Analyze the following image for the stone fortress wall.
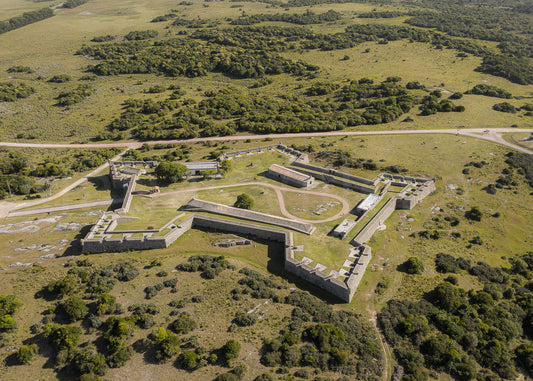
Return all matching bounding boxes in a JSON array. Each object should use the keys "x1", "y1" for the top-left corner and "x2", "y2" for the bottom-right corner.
[
  {"x1": 82, "y1": 144, "x2": 435, "y2": 302},
  {"x1": 290, "y1": 162, "x2": 376, "y2": 194},
  {"x1": 181, "y1": 198, "x2": 316, "y2": 234}
]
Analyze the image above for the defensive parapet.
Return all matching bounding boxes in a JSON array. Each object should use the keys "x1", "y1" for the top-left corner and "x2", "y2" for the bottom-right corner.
[
  {"x1": 181, "y1": 198, "x2": 316, "y2": 234},
  {"x1": 217, "y1": 144, "x2": 309, "y2": 164},
  {"x1": 290, "y1": 165, "x2": 375, "y2": 194},
  {"x1": 396, "y1": 179, "x2": 436, "y2": 210}
]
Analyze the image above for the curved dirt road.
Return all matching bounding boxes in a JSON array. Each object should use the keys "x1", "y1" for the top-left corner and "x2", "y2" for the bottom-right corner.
[
  {"x1": 0, "y1": 149, "x2": 127, "y2": 218},
  {"x1": 152, "y1": 182, "x2": 351, "y2": 224}
]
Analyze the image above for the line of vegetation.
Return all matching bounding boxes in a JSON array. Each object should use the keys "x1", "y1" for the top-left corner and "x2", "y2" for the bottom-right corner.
[
  {"x1": 62, "y1": 0, "x2": 89, "y2": 9},
  {"x1": 0, "y1": 7, "x2": 54, "y2": 35},
  {"x1": 7, "y1": 66, "x2": 34, "y2": 74},
  {"x1": 230, "y1": 9, "x2": 342, "y2": 25},
  {"x1": 465, "y1": 84, "x2": 513, "y2": 99}
]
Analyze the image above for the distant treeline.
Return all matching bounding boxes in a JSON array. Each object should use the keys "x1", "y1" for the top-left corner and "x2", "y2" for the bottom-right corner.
[
  {"x1": 0, "y1": 7, "x2": 54, "y2": 35},
  {"x1": 230, "y1": 9, "x2": 342, "y2": 25}
]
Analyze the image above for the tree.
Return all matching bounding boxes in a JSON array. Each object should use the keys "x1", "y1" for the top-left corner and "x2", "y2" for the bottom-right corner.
[
  {"x1": 219, "y1": 159, "x2": 232, "y2": 174},
  {"x1": 200, "y1": 169, "x2": 215, "y2": 180},
  {"x1": 59, "y1": 296, "x2": 89, "y2": 322},
  {"x1": 222, "y1": 339, "x2": 241, "y2": 366},
  {"x1": 155, "y1": 161, "x2": 187, "y2": 183},
  {"x1": 178, "y1": 350, "x2": 198, "y2": 370},
  {"x1": 404, "y1": 257, "x2": 424, "y2": 275},
  {"x1": 234, "y1": 193, "x2": 253, "y2": 209},
  {"x1": 71, "y1": 344, "x2": 108, "y2": 376}
]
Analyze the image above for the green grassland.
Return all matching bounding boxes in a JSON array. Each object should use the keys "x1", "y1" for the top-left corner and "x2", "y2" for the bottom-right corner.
[{"x1": 0, "y1": 0, "x2": 531, "y2": 142}]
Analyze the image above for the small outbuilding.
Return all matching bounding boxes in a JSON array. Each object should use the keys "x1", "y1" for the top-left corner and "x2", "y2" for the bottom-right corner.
[
  {"x1": 354, "y1": 194, "x2": 380, "y2": 215},
  {"x1": 183, "y1": 161, "x2": 219, "y2": 176},
  {"x1": 332, "y1": 219, "x2": 357, "y2": 240}
]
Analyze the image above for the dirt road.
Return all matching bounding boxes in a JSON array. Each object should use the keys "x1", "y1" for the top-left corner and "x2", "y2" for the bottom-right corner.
[
  {"x1": 0, "y1": 128, "x2": 531, "y2": 153},
  {"x1": 0, "y1": 149, "x2": 127, "y2": 218}
]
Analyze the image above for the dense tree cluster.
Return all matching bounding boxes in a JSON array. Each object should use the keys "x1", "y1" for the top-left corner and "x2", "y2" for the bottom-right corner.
[
  {"x1": 103, "y1": 78, "x2": 419, "y2": 140},
  {"x1": 0, "y1": 7, "x2": 54, "y2": 35},
  {"x1": 230, "y1": 9, "x2": 342, "y2": 25},
  {"x1": 259, "y1": 290, "x2": 383, "y2": 379},
  {"x1": 0, "y1": 82, "x2": 34, "y2": 102},
  {"x1": 465, "y1": 84, "x2": 513, "y2": 99},
  {"x1": 78, "y1": 36, "x2": 318, "y2": 79},
  {"x1": 379, "y1": 251, "x2": 533, "y2": 380}
]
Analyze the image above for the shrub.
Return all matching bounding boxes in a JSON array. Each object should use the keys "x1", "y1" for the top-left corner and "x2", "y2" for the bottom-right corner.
[
  {"x1": 169, "y1": 313, "x2": 197, "y2": 334},
  {"x1": 178, "y1": 350, "x2": 198, "y2": 370},
  {"x1": 233, "y1": 312, "x2": 257, "y2": 327},
  {"x1": 58, "y1": 296, "x2": 89, "y2": 322},
  {"x1": 43, "y1": 323, "x2": 82, "y2": 351},
  {"x1": 156, "y1": 270, "x2": 168, "y2": 277},
  {"x1": 234, "y1": 193, "x2": 254, "y2": 209},
  {"x1": 435, "y1": 253, "x2": 459, "y2": 273},
  {"x1": 16, "y1": 344, "x2": 38, "y2": 364},
  {"x1": 465, "y1": 206, "x2": 482, "y2": 221},
  {"x1": 44, "y1": 276, "x2": 77, "y2": 299},
  {"x1": 404, "y1": 257, "x2": 424, "y2": 275},
  {"x1": 222, "y1": 339, "x2": 241, "y2": 366},
  {"x1": 149, "y1": 327, "x2": 180, "y2": 363},
  {"x1": 96, "y1": 293, "x2": 118, "y2": 315}
]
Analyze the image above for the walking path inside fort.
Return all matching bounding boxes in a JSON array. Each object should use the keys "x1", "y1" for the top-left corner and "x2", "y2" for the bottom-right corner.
[{"x1": 152, "y1": 182, "x2": 351, "y2": 223}]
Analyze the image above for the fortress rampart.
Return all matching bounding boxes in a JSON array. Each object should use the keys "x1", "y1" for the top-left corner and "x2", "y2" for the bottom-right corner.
[
  {"x1": 80, "y1": 147, "x2": 436, "y2": 302},
  {"x1": 181, "y1": 198, "x2": 316, "y2": 235}
]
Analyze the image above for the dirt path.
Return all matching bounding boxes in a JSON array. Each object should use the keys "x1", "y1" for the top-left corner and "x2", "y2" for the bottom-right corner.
[
  {"x1": 152, "y1": 182, "x2": 351, "y2": 223},
  {"x1": 368, "y1": 309, "x2": 393, "y2": 381},
  {"x1": 0, "y1": 149, "x2": 128, "y2": 218},
  {"x1": 0, "y1": 128, "x2": 531, "y2": 152}
]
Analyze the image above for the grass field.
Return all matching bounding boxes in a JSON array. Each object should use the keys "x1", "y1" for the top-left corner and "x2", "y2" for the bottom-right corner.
[{"x1": 0, "y1": 0, "x2": 531, "y2": 142}]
